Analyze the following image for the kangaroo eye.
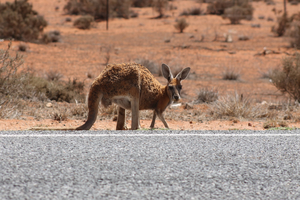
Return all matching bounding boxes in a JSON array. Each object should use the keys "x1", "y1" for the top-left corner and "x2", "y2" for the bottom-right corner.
[
  {"x1": 177, "y1": 85, "x2": 182, "y2": 90},
  {"x1": 168, "y1": 86, "x2": 174, "y2": 90}
]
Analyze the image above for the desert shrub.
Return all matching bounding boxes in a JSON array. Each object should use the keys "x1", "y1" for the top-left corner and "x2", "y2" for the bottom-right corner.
[
  {"x1": 174, "y1": 18, "x2": 189, "y2": 33},
  {"x1": 272, "y1": 13, "x2": 290, "y2": 37},
  {"x1": 45, "y1": 70, "x2": 63, "y2": 81},
  {"x1": 42, "y1": 30, "x2": 61, "y2": 43},
  {"x1": 180, "y1": 7, "x2": 204, "y2": 16},
  {"x1": 132, "y1": 0, "x2": 153, "y2": 7},
  {"x1": 0, "y1": 0, "x2": 47, "y2": 41},
  {"x1": 290, "y1": 23, "x2": 300, "y2": 48},
  {"x1": 195, "y1": 88, "x2": 218, "y2": 104},
  {"x1": 64, "y1": 0, "x2": 132, "y2": 20},
  {"x1": 223, "y1": 5, "x2": 253, "y2": 24},
  {"x1": 206, "y1": 0, "x2": 253, "y2": 22},
  {"x1": 73, "y1": 15, "x2": 94, "y2": 29},
  {"x1": 211, "y1": 93, "x2": 265, "y2": 119},
  {"x1": 222, "y1": 67, "x2": 240, "y2": 80},
  {"x1": 270, "y1": 54, "x2": 300, "y2": 101},
  {"x1": 152, "y1": 0, "x2": 169, "y2": 18},
  {"x1": 18, "y1": 43, "x2": 28, "y2": 52},
  {"x1": 288, "y1": 12, "x2": 300, "y2": 48},
  {"x1": 135, "y1": 58, "x2": 159, "y2": 75}
]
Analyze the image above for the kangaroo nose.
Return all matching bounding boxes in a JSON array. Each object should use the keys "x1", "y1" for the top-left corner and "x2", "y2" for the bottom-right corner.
[{"x1": 174, "y1": 96, "x2": 179, "y2": 101}]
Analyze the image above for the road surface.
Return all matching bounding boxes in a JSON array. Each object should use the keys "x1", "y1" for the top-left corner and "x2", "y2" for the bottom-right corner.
[{"x1": 1, "y1": 130, "x2": 300, "y2": 199}]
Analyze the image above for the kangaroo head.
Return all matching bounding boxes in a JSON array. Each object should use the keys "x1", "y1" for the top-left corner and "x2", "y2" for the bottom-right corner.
[{"x1": 161, "y1": 63, "x2": 190, "y2": 103}]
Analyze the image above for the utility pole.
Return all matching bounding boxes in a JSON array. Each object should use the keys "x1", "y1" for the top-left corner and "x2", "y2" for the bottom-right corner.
[
  {"x1": 284, "y1": 0, "x2": 286, "y2": 16},
  {"x1": 106, "y1": 0, "x2": 109, "y2": 30}
]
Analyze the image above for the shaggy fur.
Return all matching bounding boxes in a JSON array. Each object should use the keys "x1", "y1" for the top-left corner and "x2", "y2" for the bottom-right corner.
[{"x1": 31, "y1": 63, "x2": 190, "y2": 130}]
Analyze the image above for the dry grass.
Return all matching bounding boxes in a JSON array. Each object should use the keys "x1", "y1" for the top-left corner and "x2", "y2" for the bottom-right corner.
[
  {"x1": 195, "y1": 88, "x2": 219, "y2": 104},
  {"x1": 270, "y1": 54, "x2": 300, "y2": 101},
  {"x1": 174, "y1": 18, "x2": 189, "y2": 33},
  {"x1": 73, "y1": 15, "x2": 94, "y2": 29},
  {"x1": 222, "y1": 67, "x2": 240, "y2": 80},
  {"x1": 135, "y1": 58, "x2": 159, "y2": 75},
  {"x1": 210, "y1": 93, "x2": 268, "y2": 120}
]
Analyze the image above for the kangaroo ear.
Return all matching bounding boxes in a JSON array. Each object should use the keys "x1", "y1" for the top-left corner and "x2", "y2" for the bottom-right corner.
[
  {"x1": 175, "y1": 67, "x2": 191, "y2": 81},
  {"x1": 161, "y1": 63, "x2": 173, "y2": 81}
]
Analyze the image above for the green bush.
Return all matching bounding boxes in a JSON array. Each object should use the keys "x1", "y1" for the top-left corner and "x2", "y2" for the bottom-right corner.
[
  {"x1": 0, "y1": 0, "x2": 47, "y2": 41},
  {"x1": 270, "y1": 54, "x2": 300, "y2": 101},
  {"x1": 73, "y1": 15, "x2": 94, "y2": 29},
  {"x1": 64, "y1": 0, "x2": 132, "y2": 20}
]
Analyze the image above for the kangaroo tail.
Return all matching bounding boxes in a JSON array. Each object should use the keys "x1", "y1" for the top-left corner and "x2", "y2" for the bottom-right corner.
[
  {"x1": 76, "y1": 83, "x2": 102, "y2": 130},
  {"x1": 30, "y1": 82, "x2": 102, "y2": 131}
]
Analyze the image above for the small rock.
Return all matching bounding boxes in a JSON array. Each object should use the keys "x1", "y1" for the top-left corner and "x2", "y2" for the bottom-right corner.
[
  {"x1": 184, "y1": 103, "x2": 194, "y2": 109},
  {"x1": 248, "y1": 122, "x2": 252, "y2": 127},
  {"x1": 46, "y1": 103, "x2": 53, "y2": 108},
  {"x1": 251, "y1": 24, "x2": 261, "y2": 28}
]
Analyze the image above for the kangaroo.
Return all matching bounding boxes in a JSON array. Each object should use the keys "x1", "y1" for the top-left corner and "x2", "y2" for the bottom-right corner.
[{"x1": 31, "y1": 63, "x2": 190, "y2": 130}]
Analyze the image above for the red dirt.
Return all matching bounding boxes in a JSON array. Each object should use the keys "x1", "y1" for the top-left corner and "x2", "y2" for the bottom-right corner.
[{"x1": 1, "y1": 0, "x2": 300, "y2": 131}]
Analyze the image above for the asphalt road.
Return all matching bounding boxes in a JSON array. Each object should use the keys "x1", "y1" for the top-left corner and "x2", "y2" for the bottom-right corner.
[{"x1": 1, "y1": 130, "x2": 300, "y2": 199}]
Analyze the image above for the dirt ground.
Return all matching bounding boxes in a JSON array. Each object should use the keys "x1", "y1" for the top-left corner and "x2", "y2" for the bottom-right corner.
[{"x1": 1, "y1": 0, "x2": 300, "y2": 131}]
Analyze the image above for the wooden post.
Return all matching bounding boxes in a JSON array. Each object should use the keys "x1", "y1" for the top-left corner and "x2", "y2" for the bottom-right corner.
[{"x1": 106, "y1": 0, "x2": 109, "y2": 30}]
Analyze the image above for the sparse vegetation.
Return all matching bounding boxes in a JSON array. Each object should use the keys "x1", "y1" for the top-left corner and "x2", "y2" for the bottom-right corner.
[
  {"x1": 73, "y1": 15, "x2": 94, "y2": 29},
  {"x1": 195, "y1": 88, "x2": 219, "y2": 104},
  {"x1": 223, "y1": 5, "x2": 253, "y2": 24},
  {"x1": 222, "y1": 67, "x2": 240, "y2": 80},
  {"x1": 42, "y1": 30, "x2": 61, "y2": 43},
  {"x1": 174, "y1": 18, "x2": 189, "y2": 33},
  {"x1": 64, "y1": 0, "x2": 132, "y2": 20},
  {"x1": 152, "y1": 0, "x2": 169, "y2": 18},
  {"x1": 18, "y1": 43, "x2": 28, "y2": 52},
  {"x1": 135, "y1": 58, "x2": 159, "y2": 75},
  {"x1": 270, "y1": 54, "x2": 300, "y2": 102},
  {"x1": 0, "y1": 0, "x2": 48, "y2": 41},
  {"x1": 180, "y1": 7, "x2": 204, "y2": 16},
  {"x1": 0, "y1": 43, "x2": 85, "y2": 105},
  {"x1": 45, "y1": 70, "x2": 63, "y2": 81},
  {"x1": 206, "y1": 0, "x2": 253, "y2": 24},
  {"x1": 211, "y1": 93, "x2": 267, "y2": 119}
]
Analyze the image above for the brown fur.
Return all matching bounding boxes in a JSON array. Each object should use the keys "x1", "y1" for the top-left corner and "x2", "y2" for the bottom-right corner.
[{"x1": 31, "y1": 63, "x2": 190, "y2": 130}]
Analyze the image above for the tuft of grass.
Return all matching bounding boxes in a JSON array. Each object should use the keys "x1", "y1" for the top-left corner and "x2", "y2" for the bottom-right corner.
[
  {"x1": 152, "y1": 0, "x2": 169, "y2": 18},
  {"x1": 45, "y1": 70, "x2": 63, "y2": 81},
  {"x1": 263, "y1": 120, "x2": 289, "y2": 129},
  {"x1": 135, "y1": 58, "x2": 159, "y2": 75},
  {"x1": 73, "y1": 15, "x2": 94, "y2": 29},
  {"x1": 195, "y1": 88, "x2": 218, "y2": 104},
  {"x1": 260, "y1": 69, "x2": 274, "y2": 79},
  {"x1": 211, "y1": 93, "x2": 267, "y2": 119},
  {"x1": 174, "y1": 18, "x2": 189, "y2": 33},
  {"x1": 180, "y1": 7, "x2": 204, "y2": 16},
  {"x1": 53, "y1": 112, "x2": 68, "y2": 122},
  {"x1": 222, "y1": 67, "x2": 240, "y2": 80},
  {"x1": 18, "y1": 43, "x2": 28, "y2": 52},
  {"x1": 42, "y1": 30, "x2": 61, "y2": 44}
]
